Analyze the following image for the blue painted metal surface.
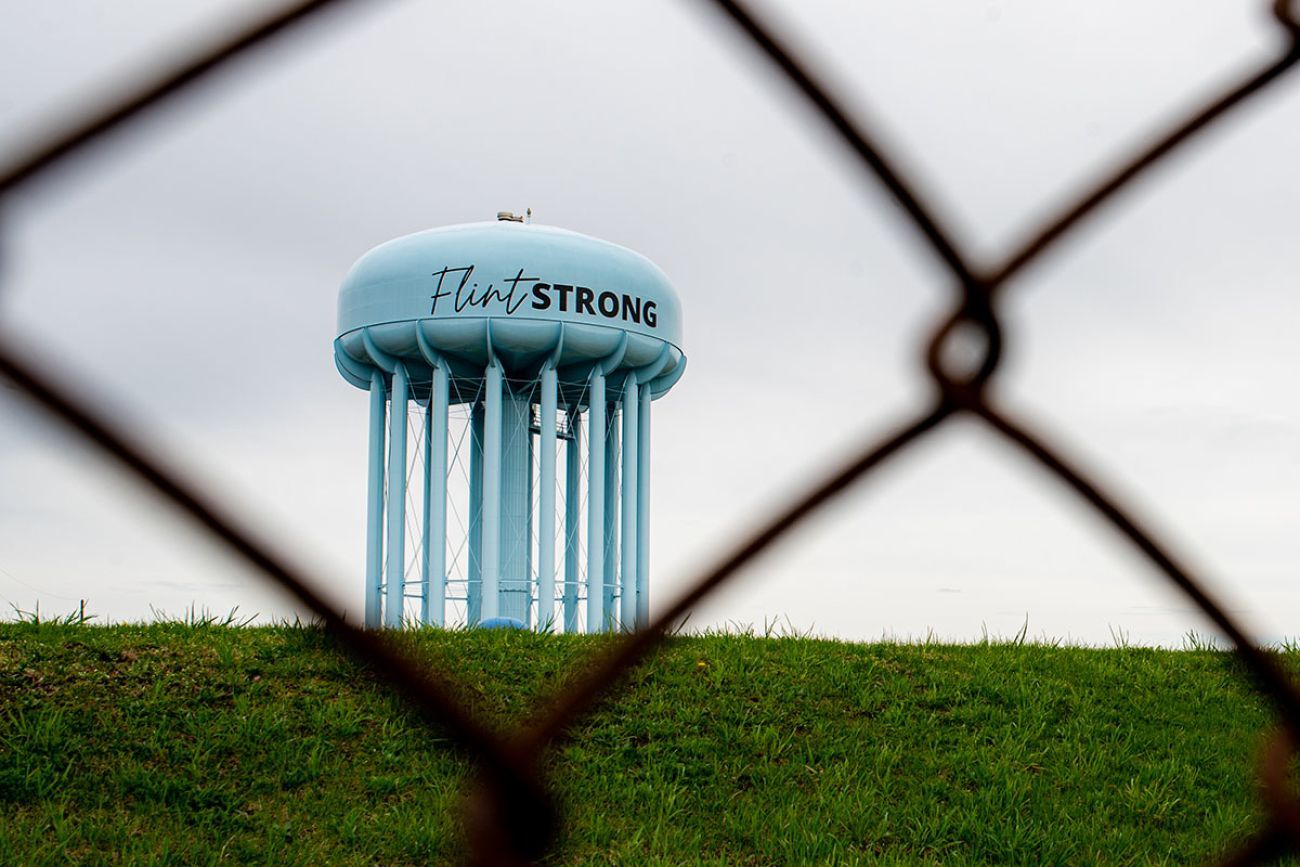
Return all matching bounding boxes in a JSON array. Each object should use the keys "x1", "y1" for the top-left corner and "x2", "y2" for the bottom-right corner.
[
  {"x1": 479, "y1": 616, "x2": 526, "y2": 631},
  {"x1": 335, "y1": 219, "x2": 685, "y2": 631},
  {"x1": 620, "y1": 381, "x2": 639, "y2": 631},
  {"x1": 635, "y1": 385, "x2": 652, "y2": 629},
  {"x1": 481, "y1": 361, "x2": 503, "y2": 622},
  {"x1": 586, "y1": 370, "x2": 606, "y2": 633},
  {"x1": 468, "y1": 403, "x2": 484, "y2": 624},
  {"x1": 364, "y1": 370, "x2": 386, "y2": 630},
  {"x1": 603, "y1": 406, "x2": 619, "y2": 625},
  {"x1": 425, "y1": 361, "x2": 449, "y2": 626},
  {"x1": 563, "y1": 407, "x2": 581, "y2": 633},
  {"x1": 537, "y1": 363, "x2": 558, "y2": 630},
  {"x1": 499, "y1": 390, "x2": 532, "y2": 625},
  {"x1": 384, "y1": 363, "x2": 409, "y2": 628}
]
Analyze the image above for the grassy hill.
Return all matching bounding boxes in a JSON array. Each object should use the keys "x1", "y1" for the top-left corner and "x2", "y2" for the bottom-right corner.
[{"x1": 1, "y1": 621, "x2": 1296, "y2": 864}]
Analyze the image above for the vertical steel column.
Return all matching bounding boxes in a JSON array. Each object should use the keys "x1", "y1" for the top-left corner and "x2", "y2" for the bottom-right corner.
[
  {"x1": 421, "y1": 395, "x2": 432, "y2": 625},
  {"x1": 525, "y1": 428, "x2": 534, "y2": 629},
  {"x1": 384, "y1": 363, "x2": 409, "y2": 628},
  {"x1": 586, "y1": 371, "x2": 606, "y2": 633},
  {"x1": 563, "y1": 406, "x2": 582, "y2": 633},
  {"x1": 603, "y1": 407, "x2": 620, "y2": 627},
  {"x1": 620, "y1": 381, "x2": 639, "y2": 630},
  {"x1": 364, "y1": 369, "x2": 387, "y2": 630},
  {"x1": 499, "y1": 393, "x2": 531, "y2": 623},
  {"x1": 636, "y1": 388, "x2": 652, "y2": 629},
  {"x1": 481, "y1": 362, "x2": 503, "y2": 621},
  {"x1": 424, "y1": 363, "x2": 449, "y2": 626},
  {"x1": 537, "y1": 365, "x2": 558, "y2": 630},
  {"x1": 467, "y1": 401, "x2": 484, "y2": 624}
]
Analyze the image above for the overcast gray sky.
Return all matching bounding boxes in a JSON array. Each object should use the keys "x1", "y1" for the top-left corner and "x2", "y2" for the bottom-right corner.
[{"x1": 1, "y1": 0, "x2": 1297, "y2": 645}]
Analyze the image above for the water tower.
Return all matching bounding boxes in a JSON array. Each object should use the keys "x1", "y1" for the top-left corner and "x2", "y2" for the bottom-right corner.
[{"x1": 334, "y1": 216, "x2": 685, "y2": 631}]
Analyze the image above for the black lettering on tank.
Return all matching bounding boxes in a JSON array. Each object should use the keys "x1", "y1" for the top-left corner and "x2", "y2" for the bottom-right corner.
[
  {"x1": 531, "y1": 283, "x2": 552, "y2": 310},
  {"x1": 430, "y1": 265, "x2": 473, "y2": 314},
  {"x1": 555, "y1": 284, "x2": 574, "y2": 312},
  {"x1": 503, "y1": 269, "x2": 540, "y2": 313},
  {"x1": 460, "y1": 280, "x2": 529, "y2": 315},
  {"x1": 598, "y1": 291, "x2": 620, "y2": 317},
  {"x1": 437, "y1": 267, "x2": 661, "y2": 331}
]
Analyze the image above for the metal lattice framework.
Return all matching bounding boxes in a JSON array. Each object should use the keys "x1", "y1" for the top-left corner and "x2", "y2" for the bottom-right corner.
[{"x1": 2, "y1": 1, "x2": 1300, "y2": 862}]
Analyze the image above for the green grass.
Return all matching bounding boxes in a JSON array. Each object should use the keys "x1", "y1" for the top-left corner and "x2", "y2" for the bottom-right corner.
[{"x1": 1, "y1": 621, "x2": 1297, "y2": 865}]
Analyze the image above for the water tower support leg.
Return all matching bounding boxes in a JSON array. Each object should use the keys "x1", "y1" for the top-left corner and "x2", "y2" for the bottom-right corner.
[
  {"x1": 525, "y1": 429, "x2": 534, "y2": 628},
  {"x1": 498, "y1": 395, "x2": 531, "y2": 623},
  {"x1": 603, "y1": 409, "x2": 620, "y2": 630},
  {"x1": 620, "y1": 382, "x2": 638, "y2": 631},
  {"x1": 481, "y1": 363, "x2": 503, "y2": 621},
  {"x1": 424, "y1": 364, "x2": 449, "y2": 626},
  {"x1": 468, "y1": 402, "x2": 484, "y2": 624},
  {"x1": 384, "y1": 364, "x2": 410, "y2": 628},
  {"x1": 636, "y1": 390, "x2": 651, "y2": 629},
  {"x1": 586, "y1": 372, "x2": 606, "y2": 633},
  {"x1": 364, "y1": 370, "x2": 387, "y2": 630},
  {"x1": 420, "y1": 398, "x2": 431, "y2": 625},
  {"x1": 563, "y1": 408, "x2": 581, "y2": 633},
  {"x1": 537, "y1": 365, "x2": 558, "y2": 631}
]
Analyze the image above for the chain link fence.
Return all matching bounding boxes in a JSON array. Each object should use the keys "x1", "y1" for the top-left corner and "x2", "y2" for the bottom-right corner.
[{"x1": 2, "y1": 0, "x2": 1299, "y2": 862}]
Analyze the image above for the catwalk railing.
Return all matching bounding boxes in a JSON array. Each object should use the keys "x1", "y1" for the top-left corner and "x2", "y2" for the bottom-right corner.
[{"x1": 2, "y1": 1, "x2": 1299, "y2": 863}]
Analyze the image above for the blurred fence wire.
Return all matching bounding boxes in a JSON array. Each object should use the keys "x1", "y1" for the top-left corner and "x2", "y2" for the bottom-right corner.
[{"x1": 3, "y1": 0, "x2": 1300, "y2": 862}]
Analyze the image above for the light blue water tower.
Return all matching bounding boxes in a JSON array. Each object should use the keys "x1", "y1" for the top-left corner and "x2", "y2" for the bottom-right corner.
[{"x1": 334, "y1": 214, "x2": 685, "y2": 631}]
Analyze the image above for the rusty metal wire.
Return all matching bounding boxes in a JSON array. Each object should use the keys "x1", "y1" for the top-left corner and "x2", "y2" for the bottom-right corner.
[{"x1": 2, "y1": 0, "x2": 1299, "y2": 862}]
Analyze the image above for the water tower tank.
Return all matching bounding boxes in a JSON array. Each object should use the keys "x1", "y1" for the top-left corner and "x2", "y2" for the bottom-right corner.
[{"x1": 334, "y1": 217, "x2": 685, "y2": 631}]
